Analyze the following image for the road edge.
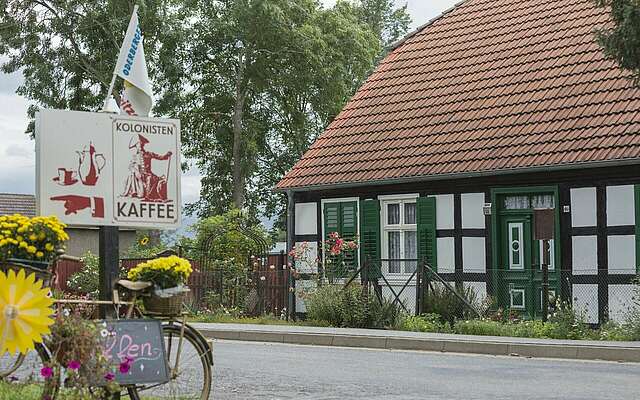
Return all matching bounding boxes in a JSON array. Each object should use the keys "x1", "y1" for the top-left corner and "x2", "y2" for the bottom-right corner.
[{"x1": 198, "y1": 328, "x2": 640, "y2": 363}]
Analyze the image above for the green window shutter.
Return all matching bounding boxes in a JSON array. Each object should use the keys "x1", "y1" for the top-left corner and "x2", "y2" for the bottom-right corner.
[
  {"x1": 340, "y1": 202, "x2": 358, "y2": 272},
  {"x1": 360, "y1": 199, "x2": 381, "y2": 278},
  {"x1": 324, "y1": 202, "x2": 340, "y2": 239},
  {"x1": 417, "y1": 196, "x2": 437, "y2": 269}
]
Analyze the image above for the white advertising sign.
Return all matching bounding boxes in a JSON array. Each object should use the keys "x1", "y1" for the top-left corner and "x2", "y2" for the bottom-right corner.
[{"x1": 36, "y1": 109, "x2": 181, "y2": 229}]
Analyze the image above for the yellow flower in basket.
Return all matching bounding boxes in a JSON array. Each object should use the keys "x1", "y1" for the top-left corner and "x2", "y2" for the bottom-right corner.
[
  {"x1": 0, "y1": 214, "x2": 69, "y2": 264},
  {"x1": 128, "y1": 255, "x2": 192, "y2": 290}
]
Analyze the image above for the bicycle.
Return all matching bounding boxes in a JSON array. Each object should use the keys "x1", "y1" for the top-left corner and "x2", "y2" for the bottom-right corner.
[{"x1": 0, "y1": 260, "x2": 213, "y2": 400}]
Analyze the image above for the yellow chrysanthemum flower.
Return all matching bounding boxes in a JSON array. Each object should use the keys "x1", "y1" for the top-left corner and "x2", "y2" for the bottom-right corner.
[{"x1": 0, "y1": 269, "x2": 54, "y2": 355}]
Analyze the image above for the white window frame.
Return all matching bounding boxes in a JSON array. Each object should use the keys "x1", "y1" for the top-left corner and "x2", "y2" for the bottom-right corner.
[
  {"x1": 508, "y1": 222, "x2": 524, "y2": 270},
  {"x1": 379, "y1": 194, "x2": 418, "y2": 277},
  {"x1": 539, "y1": 288, "x2": 557, "y2": 311},
  {"x1": 510, "y1": 288, "x2": 526, "y2": 309},
  {"x1": 538, "y1": 239, "x2": 555, "y2": 271}
]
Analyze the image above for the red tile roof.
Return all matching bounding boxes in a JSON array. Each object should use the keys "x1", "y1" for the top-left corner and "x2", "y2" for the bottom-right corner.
[
  {"x1": 0, "y1": 193, "x2": 36, "y2": 217},
  {"x1": 277, "y1": 0, "x2": 640, "y2": 190}
]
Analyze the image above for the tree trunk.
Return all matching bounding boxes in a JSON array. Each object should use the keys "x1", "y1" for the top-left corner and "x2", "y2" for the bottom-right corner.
[{"x1": 232, "y1": 49, "x2": 247, "y2": 209}]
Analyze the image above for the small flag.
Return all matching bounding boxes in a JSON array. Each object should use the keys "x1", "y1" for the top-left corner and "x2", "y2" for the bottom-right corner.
[{"x1": 115, "y1": 7, "x2": 152, "y2": 116}]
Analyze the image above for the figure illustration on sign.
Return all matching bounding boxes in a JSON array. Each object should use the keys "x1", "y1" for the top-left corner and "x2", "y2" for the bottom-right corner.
[
  {"x1": 50, "y1": 142, "x2": 106, "y2": 218},
  {"x1": 122, "y1": 134, "x2": 173, "y2": 202}
]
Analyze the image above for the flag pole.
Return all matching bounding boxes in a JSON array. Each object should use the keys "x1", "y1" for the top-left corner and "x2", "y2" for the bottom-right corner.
[
  {"x1": 102, "y1": 73, "x2": 118, "y2": 111},
  {"x1": 101, "y1": 4, "x2": 139, "y2": 112}
]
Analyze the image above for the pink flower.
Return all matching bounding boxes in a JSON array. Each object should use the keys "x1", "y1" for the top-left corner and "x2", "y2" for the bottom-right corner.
[
  {"x1": 119, "y1": 356, "x2": 134, "y2": 373},
  {"x1": 288, "y1": 249, "x2": 296, "y2": 258},
  {"x1": 329, "y1": 232, "x2": 339, "y2": 239},
  {"x1": 335, "y1": 238, "x2": 344, "y2": 248},
  {"x1": 40, "y1": 366, "x2": 53, "y2": 379},
  {"x1": 67, "y1": 360, "x2": 81, "y2": 370},
  {"x1": 347, "y1": 241, "x2": 357, "y2": 250},
  {"x1": 104, "y1": 372, "x2": 115, "y2": 381},
  {"x1": 119, "y1": 362, "x2": 131, "y2": 374}
]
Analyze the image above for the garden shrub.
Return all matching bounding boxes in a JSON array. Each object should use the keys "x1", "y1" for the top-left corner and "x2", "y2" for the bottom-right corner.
[
  {"x1": 305, "y1": 284, "x2": 407, "y2": 329},
  {"x1": 547, "y1": 301, "x2": 591, "y2": 340},
  {"x1": 67, "y1": 251, "x2": 125, "y2": 299},
  {"x1": 401, "y1": 314, "x2": 452, "y2": 333},
  {"x1": 423, "y1": 283, "x2": 479, "y2": 324}
]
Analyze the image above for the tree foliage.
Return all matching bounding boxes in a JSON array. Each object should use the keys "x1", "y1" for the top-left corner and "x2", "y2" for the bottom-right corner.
[
  {"x1": 0, "y1": 0, "x2": 180, "y2": 135},
  {"x1": 0, "y1": 0, "x2": 410, "y2": 223},
  {"x1": 594, "y1": 0, "x2": 640, "y2": 83}
]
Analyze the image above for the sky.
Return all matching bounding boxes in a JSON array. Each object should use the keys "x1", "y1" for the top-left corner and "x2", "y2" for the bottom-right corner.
[{"x1": 0, "y1": 0, "x2": 458, "y2": 204}]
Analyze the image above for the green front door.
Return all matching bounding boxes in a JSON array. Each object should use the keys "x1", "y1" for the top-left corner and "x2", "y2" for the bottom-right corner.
[{"x1": 494, "y1": 190, "x2": 560, "y2": 319}]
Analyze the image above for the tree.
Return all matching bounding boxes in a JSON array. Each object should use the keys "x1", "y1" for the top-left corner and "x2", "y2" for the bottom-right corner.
[
  {"x1": 0, "y1": 0, "x2": 179, "y2": 135},
  {"x1": 155, "y1": 0, "x2": 386, "y2": 217},
  {"x1": 353, "y1": 0, "x2": 411, "y2": 49},
  {"x1": 1, "y1": 0, "x2": 411, "y2": 223},
  {"x1": 594, "y1": 0, "x2": 640, "y2": 83}
]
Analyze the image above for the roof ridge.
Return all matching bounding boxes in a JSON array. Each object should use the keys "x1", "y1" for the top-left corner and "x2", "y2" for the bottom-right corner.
[
  {"x1": 388, "y1": 0, "x2": 470, "y2": 52},
  {"x1": 0, "y1": 193, "x2": 35, "y2": 197}
]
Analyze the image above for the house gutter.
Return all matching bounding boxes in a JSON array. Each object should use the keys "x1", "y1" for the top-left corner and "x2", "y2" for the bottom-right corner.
[{"x1": 274, "y1": 158, "x2": 640, "y2": 194}]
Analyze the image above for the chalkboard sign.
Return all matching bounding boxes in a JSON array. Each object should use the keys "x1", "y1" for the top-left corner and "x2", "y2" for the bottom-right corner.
[{"x1": 100, "y1": 319, "x2": 169, "y2": 385}]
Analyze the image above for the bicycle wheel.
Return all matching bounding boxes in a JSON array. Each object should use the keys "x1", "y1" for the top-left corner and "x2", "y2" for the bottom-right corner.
[
  {"x1": 127, "y1": 323, "x2": 211, "y2": 400},
  {"x1": 0, "y1": 343, "x2": 57, "y2": 398}
]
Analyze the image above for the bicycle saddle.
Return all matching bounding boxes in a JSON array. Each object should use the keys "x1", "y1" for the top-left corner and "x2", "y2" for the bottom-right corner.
[{"x1": 116, "y1": 279, "x2": 152, "y2": 291}]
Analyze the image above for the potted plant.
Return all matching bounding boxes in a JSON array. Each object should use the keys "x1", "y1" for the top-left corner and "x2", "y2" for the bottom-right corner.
[
  {"x1": 127, "y1": 255, "x2": 193, "y2": 315},
  {"x1": 0, "y1": 214, "x2": 69, "y2": 285}
]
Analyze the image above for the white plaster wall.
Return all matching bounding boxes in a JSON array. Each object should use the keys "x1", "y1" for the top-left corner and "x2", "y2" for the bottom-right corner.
[
  {"x1": 570, "y1": 187, "x2": 597, "y2": 227},
  {"x1": 607, "y1": 235, "x2": 636, "y2": 274},
  {"x1": 295, "y1": 202, "x2": 318, "y2": 235},
  {"x1": 572, "y1": 284, "x2": 599, "y2": 324},
  {"x1": 463, "y1": 281, "x2": 488, "y2": 304},
  {"x1": 437, "y1": 237, "x2": 455, "y2": 273},
  {"x1": 572, "y1": 236, "x2": 598, "y2": 275},
  {"x1": 462, "y1": 237, "x2": 486, "y2": 272},
  {"x1": 295, "y1": 279, "x2": 316, "y2": 313},
  {"x1": 608, "y1": 284, "x2": 637, "y2": 323},
  {"x1": 606, "y1": 185, "x2": 635, "y2": 227},
  {"x1": 295, "y1": 241, "x2": 318, "y2": 273},
  {"x1": 430, "y1": 194, "x2": 454, "y2": 229},
  {"x1": 461, "y1": 193, "x2": 485, "y2": 229}
]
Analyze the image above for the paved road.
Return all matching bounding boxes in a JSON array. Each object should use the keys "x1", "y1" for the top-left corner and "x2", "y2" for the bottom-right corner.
[{"x1": 212, "y1": 340, "x2": 640, "y2": 400}]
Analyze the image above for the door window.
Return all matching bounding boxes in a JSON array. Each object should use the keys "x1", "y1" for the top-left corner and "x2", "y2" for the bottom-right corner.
[
  {"x1": 510, "y1": 288, "x2": 526, "y2": 309},
  {"x1": 538, "y1": 239, "x2": 554, "y2": 270},
  {"x1": 508, "y1": 222, "x2": 524, "y2": 270}
]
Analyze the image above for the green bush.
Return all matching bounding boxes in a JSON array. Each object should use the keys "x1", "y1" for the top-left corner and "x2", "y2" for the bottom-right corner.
[
  {"x1": 423, "y1": 283, "x2": 479, "y2": 324},
  {"x1": 67, "y1": 251, "x2": 126, "y2": 299},
  {"x1": 401, "y1": 314, "x2": 452, "y2": 333},
  {"x1": 305, "y1": 284, "x2": 407, "y2": 329},
  {"x1": 547, "y1": 301, "x2": 591, "y2": 340},
  {"x1": 66, "y1": 251, "x2": 101, "y2": 298}
]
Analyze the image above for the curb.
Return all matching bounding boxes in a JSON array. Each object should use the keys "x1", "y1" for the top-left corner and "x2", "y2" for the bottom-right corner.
[{"x1": 198, "y1": 328, "x2": 640, "y2": 363}]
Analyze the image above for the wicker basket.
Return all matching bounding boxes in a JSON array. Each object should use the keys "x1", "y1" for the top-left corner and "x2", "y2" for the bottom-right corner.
[
  {"x1": 1, "y1": 259, "x2": 52, "y2": 286},
  {"x1": 143, "y1": 291, "x2": 186, "y2": 315}
]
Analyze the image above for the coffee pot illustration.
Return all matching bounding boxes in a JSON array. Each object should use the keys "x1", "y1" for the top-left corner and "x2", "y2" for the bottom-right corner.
[{"x1": 77, "y1": 142, "x2": 106, "y2": 186}]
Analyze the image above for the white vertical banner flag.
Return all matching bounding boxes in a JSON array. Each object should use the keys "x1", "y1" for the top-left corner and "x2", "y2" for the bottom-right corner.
[{"x1": 115, "y1": 6, "x2": 153, "y2": 116}]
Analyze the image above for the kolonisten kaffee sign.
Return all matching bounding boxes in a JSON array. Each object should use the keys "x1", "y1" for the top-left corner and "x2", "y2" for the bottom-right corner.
[{"x1": 36, "y1": 109, "x2": 181, "y2": 229}]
